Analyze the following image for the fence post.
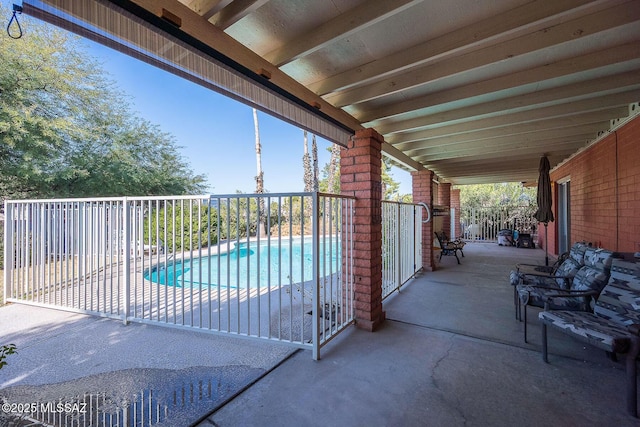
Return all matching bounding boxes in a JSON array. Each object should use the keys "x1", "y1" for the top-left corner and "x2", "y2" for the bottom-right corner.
[
  {"x1": 122, "y1": 198, "x2": 131, "y2": 325},
  {"x1": 396, "y1": 204, "x2": 401, "y2": 289},
  {"x1": 3, "y1": 204, "x2": 13, "y2": 301},
  {"x1": 414, "y1": 205, "x2": 419, "y2": 272},
  {"x1": 312, "y1": 192, "x2": 321, "y2": 360}
]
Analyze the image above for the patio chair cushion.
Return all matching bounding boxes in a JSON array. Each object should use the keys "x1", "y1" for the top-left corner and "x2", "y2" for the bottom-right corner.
[
  {"x1": 509, "y1": 259, "x2": 578, "y2": 289},
  {"x1": 569, "y1": 242, "x2": 589, "y2": 266},
  {"x1": 517, "y1": 254, "x2": 615, "y2": 312},
  {"x1": 518, "y1": 286, "x2": 589, "y2": 311},
  {"x1": 583, "y1": 248, "x2": 614, "y2": 272},
  {"x1": 571, "y1": 265, "x2": 609, "y2": 293},
  {"x1": 593, "y1": 259, "x2": 640, "y2": 325},
  {"x1": 539, "y1": 310, "x2": 633, "y2": 353},
  {"x1": 518, "y1": 266, "x2": 605, "y2": 310},
  {"x1": 509, "y1": 243, "x2": 587, "y2": 289},
  {"x1": 553, "y1": 258, "x2": 581, "y2": 288},
  {"x1": 517, "y1": 285, "x2": 583, "y2": 310},
  {"x1": 509, "y1": 270, "x2": 520, "y2": 286},
  {"x1": 539, "y1": 259, "x2": 640, "y2": 352}
]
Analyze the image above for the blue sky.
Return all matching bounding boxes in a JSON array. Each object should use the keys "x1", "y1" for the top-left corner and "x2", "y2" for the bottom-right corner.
[
  {"x1": 87, "y1": 40, "x2": 335, "y2": 195},
  {"x1": 6, "y1": 1, "x2": 412, "y2": 195}
]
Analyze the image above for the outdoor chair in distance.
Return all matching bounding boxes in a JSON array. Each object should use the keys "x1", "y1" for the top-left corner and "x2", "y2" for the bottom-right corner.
[
  {"x1": 434, "y1": 231, "x2": 463, "y2": 264},
  {"x1": 442, "y1": 231, "x2": 465, "y2": 257}
]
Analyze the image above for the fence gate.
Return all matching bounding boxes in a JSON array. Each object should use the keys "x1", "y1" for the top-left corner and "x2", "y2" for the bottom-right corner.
[
  {"x1": 381, "y1": 202, "x2": 423, "y2": 300},
  {"x1": 460, "y1": 205, "x2": 536, "y2": 242}
]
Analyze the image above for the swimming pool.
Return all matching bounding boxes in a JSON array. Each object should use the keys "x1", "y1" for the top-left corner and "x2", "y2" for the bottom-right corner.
[{"x1": 144, "y1": 238, "x2": 341, "y2": 288}]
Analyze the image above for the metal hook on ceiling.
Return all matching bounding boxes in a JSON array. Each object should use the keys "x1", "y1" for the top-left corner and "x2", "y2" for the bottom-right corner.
[{"x1": 7, "y1": 4, "x2": 23, "y2": 39}]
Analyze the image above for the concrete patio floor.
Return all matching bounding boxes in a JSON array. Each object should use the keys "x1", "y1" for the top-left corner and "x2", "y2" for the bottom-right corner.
[
  {"x1": 201, "y1": 242, "x2": 639, "y2": 426},
  {"x1": 1, "y1": 242, "x2": 638, "y2": 426}
]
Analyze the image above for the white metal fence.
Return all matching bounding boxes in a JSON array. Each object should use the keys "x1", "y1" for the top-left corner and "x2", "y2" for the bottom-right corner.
[
  {"x1": 460, "y1": 205, "x2": 536, "y2": 242},
  {"x1": 3, "y1": 193, "x2": 355, "y2": 360},
  {"x1": 381, "y1": 201, "x2": 423, "y2": 300}
]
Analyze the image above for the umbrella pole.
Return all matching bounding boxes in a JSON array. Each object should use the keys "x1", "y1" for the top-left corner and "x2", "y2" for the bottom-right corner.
[{"x1": 544, "y1": 222, "x2": 549, "y2": 266}]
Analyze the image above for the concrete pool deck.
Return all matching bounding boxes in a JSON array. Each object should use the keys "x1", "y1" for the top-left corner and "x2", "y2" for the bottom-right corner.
[{"x1": 0, "y1": 303, "x2": 297, "y2": 426}]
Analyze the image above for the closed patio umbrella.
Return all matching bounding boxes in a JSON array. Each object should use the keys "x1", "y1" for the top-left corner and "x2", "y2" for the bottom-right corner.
[{"x1": 534, "y1": 155, "x2": 554, "y2": 266}]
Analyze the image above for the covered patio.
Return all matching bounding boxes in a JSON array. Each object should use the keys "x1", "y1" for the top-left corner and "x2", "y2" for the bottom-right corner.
[
  {"x1": 15, "y1": 0, "x2": 640, "y2": 331},
  {"x1": 3, "y1": 1, "x2": 640, "y2": 424},
  {"x1": 2, "y1": 242, "x2": 638, "y2": 425}
]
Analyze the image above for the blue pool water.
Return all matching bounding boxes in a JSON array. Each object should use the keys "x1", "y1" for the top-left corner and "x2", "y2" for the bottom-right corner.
[{"x1": 145, "y1": 239, "x2": 340, "y2": 288}]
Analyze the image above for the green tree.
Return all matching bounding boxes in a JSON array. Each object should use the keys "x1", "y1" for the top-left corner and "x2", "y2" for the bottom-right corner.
[
  {"x1": 145, "y1": 202, "x2": 217, "y2": 251},
  {"x1": 325, "y1": 143, "x2": 340, "y2": 194},
  {"x1": 302, "y1": 130, "x2": 313, "y2": 192},
  {"x1": 457, "y1": 183, "x2": 535, "y2": 208},
  {"x1": 457, "y1": 183, "x2": 537, "y2": 235},
  {"x1": 319, "y1": 144, "x2": 340, "y2": 193},
  {"x1": 318, "y1": 147, "x2": 410, "y2": 201},
  {"x1": 0, "y1": 6, "x2": 206, "y2": 200}
]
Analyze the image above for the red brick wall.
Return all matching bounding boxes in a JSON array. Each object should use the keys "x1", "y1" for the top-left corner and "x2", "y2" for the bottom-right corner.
[
  {"x1": 550, "y1": 115, "x2": 640, "y2": 254},
  {"x1": 616, "y1": 116, "x2": 640, "y2": 253},
  {"x1": 340, "y1": 128, "x2": 385, "y2": 331},
  {"x1": 412, "y1": 169, "x2": 435, "y2": 271}
]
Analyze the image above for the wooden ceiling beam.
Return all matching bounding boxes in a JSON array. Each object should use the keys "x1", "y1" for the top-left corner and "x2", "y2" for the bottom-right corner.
[
  {"x1": 357, "y1": 41, "x2": 640, "y2": 122},
  {"x1": 397, "y1": 125, "x2": 601, "y2": 154},
  {"x1": 264, "y1": 0, "x2": 421, "y2": 67},
  {"x1": 386, "y1": 101, "x2": 635, "y2": 144},
  {"x1": 422, "y1": 147, "x2": 580, "y2": 167},
  {"x1": 410, "y1": 137, "x2": 589, "y2": 161},
  {"x1": 324, "y1": 3, "x2": 640, "y2": 107},
  {"x1": 373, "y1": 71, "x2": 640, "y2": 134},
  {"x1": 209, "y1": 0, "x2": 268, "y2": 30},
  {"x1": 308, "y1": 0, "x2": 601, "y2": 95},
  {"x1": 392, "y1": 109, "x2": 620, "y2": 148},
  {"x1": 183, "y1": 0, "x2": 232, "y2": 20}
]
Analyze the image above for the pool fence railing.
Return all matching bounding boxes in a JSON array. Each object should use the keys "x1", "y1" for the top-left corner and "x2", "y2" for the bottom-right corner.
[{"x1": 3, "y1": 193, "x2": 423, "y2": 359}]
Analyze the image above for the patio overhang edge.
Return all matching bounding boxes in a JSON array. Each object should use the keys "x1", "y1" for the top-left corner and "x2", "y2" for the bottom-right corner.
[{"x1": 22, "y1": 0, "x2": 357, "y2": 147}]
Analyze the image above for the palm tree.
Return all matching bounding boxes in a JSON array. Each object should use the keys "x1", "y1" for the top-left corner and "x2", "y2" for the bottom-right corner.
[
  {"x1": 302, "y1": 130, "x2": 313, "y2": 192},
  {"x1": 312, "y1": 134, "x2": 319, "y2": 192},
  {"x1": 326, "y1": 143, "x2": 340, "y2": 194},
  {"x1": 253, "y1": 108, "x2": 267, "y2": 235}
]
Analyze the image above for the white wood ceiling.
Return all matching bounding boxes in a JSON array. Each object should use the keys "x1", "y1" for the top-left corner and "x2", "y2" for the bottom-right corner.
[{"x1": 157, "y1": 0, "x2": 639, "y2": 184}]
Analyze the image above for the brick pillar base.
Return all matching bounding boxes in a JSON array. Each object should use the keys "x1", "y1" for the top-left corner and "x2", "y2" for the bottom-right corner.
[
  {"x1": 412, "y1": 170, "x2": 435, "y2": 271},
  {"x1": 341, "y1": 129, "x2": 385, "y2": 331}
]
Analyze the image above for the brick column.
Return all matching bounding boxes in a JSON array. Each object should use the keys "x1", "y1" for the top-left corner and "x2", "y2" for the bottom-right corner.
[
  {"x1": 451, "y1": 189, "x2": 461, "y2": 238},
  {"x1": 340, "y1": 129, "x2": 385, "y2": 332},
  {"x1": 439, "y1": 183, "x2": 451, "y2": 236},
  {"x1": 412, "y1": 169, "x2": 435, "y2": 271}
]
